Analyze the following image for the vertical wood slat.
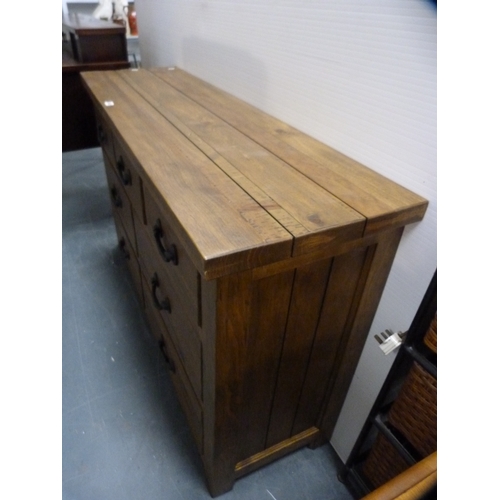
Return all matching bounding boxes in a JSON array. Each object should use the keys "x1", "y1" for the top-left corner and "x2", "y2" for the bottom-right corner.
[
  {"x1": 319, "y1": 227, "x2": 405, "y2": 437},
  {"x1": 234, "y1": 271, "x2": 295, "y2": 461},
  {"x1": 203, "y1": 268, "x2": 294, "y2": 495},
  {"x1": 291, "y1": 247, "x2": 368, "y2": 436},
  {"x1": 265, "y1": 259, "x2": 332, "y2": 448},
  {"x1": 202, "y1": 273, "x2": 246, "y2": 496},
  {"x1": 199, "y1": 277, "x2": 227, "y2": 495}
]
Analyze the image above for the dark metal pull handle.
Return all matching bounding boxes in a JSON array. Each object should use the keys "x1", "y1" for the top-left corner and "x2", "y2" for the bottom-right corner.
[
  {"x1": 153, "y1": 219, "x2": 178, "y2": 265},
  {"x1": 110, "y1": 186, "x2": 122, "y2": 207},
  {"x1": 158, "y1": 339, "x2": 176, "y2": 373},
  {"x1": 97, "y1": 124, "x2": 107, "y2": 144},
  {"x1": 151, "y1": 273, "x2": 171, "y2": 312},
  {"x1": 116, "y1": 156, "x2": 131, "y2": 186},
  {"x1": 118, "y1": 238, "x2": 130, "y2": 260}
]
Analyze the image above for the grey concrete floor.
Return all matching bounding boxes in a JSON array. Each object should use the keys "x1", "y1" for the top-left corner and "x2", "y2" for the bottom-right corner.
[{"x1": 62, "y1": 147, "x2": 354, "y2": 500}]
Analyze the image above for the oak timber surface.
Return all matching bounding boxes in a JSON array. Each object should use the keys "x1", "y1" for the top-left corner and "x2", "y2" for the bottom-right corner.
[
  {"x1": 118, "y1": 69, "x2": 366, "y2": 258},
  {"x1": 81, "y1": 68, "x2": 427, "y2": 278},
  {"x1": 152, "y1": 67, "x2": 428, "y2": 236},
  {"x1": 82, "y1": 70, "x2": 293, "y2": 278}
]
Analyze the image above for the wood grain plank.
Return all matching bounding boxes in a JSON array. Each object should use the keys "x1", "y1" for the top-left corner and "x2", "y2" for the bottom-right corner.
[
  {"x1": 152, "y1": 67, "x2": 428, "y2": 235},
  {"x1": 235, "y1": 427, "x2": 321, "y2": 480},
  {"x1": 202, "y1": 271, "x2": 255, "y2": 496},
  {"x1": 233, "y1": 270, "x2": 296, "y2": 461},
  {"x1": 265, "y1": 259, "x2": 332, "y2": 447},
  {"x1": 291, "y1": 248, "x2": 368, "y2": 436},
  {"x1": 118, "y1": 69, "x2": 366, "y2": 253},
  {"x1": 319, "y1": 227, "x2": 405, "y2": 437},
  {"x1": 81, "y1": 70, "x2": 293, "y2": 279},
  {"x1": 199, "y1": 277, "x2": 233, "y2": 496}
]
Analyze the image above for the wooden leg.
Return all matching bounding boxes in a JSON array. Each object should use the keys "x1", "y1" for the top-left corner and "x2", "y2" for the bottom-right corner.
[
  {"x1": 203, "y1": 460, "x2": 236, "y2": 498},
  {"x1": 307, "y1": 434, "x2": 326, "y2": 450}
]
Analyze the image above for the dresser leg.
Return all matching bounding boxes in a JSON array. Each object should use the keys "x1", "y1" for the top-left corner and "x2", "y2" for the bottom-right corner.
[
  {"x1": 307, "y1": 434, "x2": 326, "y2": 450},
  {"x1": 204, "y1": 463, "x2": 235, "y2": 498}
]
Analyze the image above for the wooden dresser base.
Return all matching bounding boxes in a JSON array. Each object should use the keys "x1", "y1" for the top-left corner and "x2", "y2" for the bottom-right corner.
[{"x1": 81, "y1": 67, "x2": 427, "y2": 497}]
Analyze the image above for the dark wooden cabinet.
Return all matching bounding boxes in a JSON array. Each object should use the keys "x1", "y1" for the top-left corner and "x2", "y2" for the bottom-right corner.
[
  {"x1": 62, "y1": 13, "x2": 129, "y2": 152},
  {"x1": 82, "y1": 67, "x2": 428, "y2": 497}
]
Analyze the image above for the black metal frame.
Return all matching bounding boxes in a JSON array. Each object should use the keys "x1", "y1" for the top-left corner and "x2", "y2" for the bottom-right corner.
[{"x1": 338, "y1": 270, "x2": 437, "y2": 497}]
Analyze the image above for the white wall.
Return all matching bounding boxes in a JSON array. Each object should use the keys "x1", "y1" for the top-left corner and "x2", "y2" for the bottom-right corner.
[{"x1": 135, "y1": 0, "x2": 436, "y2": 461}]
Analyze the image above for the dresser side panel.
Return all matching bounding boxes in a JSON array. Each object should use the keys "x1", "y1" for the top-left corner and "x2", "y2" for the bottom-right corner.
[
  {"x1": 319, "y1": 227, "x2": 405, "y2": 437},
  {"x1": 265, "y1": 258, "x2": 332, "y2": 447},
  {"x1": 291, "y1": 247, "x2": 368, "y2": 436}
]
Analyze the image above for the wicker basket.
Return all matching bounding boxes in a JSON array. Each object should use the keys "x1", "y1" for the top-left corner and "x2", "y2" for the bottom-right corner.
[
  {"x1": 362, "y1": 432, "x2": 410, "y2": 489},
  {"x1": 423, "y1": 313, "x2": 437, "y2": 354},
  {"x1": 387, "y1": 361, "x2": 437, "y2": 458}
]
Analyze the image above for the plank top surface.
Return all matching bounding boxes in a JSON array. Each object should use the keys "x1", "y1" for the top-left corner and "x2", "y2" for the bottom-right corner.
[{"x1": 81, "y1": 68, "x2": 427, "y2": 277}]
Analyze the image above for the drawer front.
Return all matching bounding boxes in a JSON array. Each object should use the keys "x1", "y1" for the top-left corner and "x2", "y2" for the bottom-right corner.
[
  {"x1": 113, "y1": 138, "x2": 144, "y2": 220},
  {"x1": 96, "y1": 110, "x2": 115, "y2": 162},
  {"x1": 143, "y1": 185, "x2": 199, "y2": 304},
  {"x1": 139, "y1": 231, "x2": 203, "y2": 402},
  {"x1": 143, "y1": 282, "x2": 204, "y2": 455},
  {"x1": 104, "y1": 152, "x2": 137, "y2": 255},
  {"x1": 136, "y1": 220, "x2": 199, "y2": 332},
  {"x1": 114, "y1": 216, "x2": 143, "y2": 308}
]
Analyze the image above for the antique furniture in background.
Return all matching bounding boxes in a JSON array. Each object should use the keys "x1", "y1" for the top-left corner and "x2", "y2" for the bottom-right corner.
[{"x1": 62, "y1": 13, "x2": 129, "y2": 152}]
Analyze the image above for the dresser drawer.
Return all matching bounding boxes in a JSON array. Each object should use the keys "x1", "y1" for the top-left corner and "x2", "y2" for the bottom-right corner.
[
  {"x1": 104, "y1": 152, "x2": 137, "y2": 255},
  {"x1": 143, "y1": 185, "x2": 199, "y2": 304},
  {"x1": 96, "y1": 110, "x2": 115, "y2": 163},
  {"x1": 143, "y1": 283, "x2": 204, "y2": 455},
  {"x1": 139, "y1": 231, "x2": 203, "y2": 402},
  {"x1": 136, "y1": 219, "x2": 199, "y2": 329},
  {"x1": 113, "y1": 138, "x2": 144, "y2": 220},
  {"x1": 114, "y1": 216, "x2": 143, "y2": 308}
]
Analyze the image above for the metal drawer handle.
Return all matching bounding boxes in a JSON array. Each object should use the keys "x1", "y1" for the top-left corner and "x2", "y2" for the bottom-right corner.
[
  {"x1": 110, "y1": 186, "x2": 122, "y2": 208},
  {"x1": 116, "y1": 156, "x2": 131, "y2": 186},
  {"x1": 158, "y1": 339, "x2": 176, "y2": 373},
  {"x1": 118, "y1": 238, "x2": 130, "y2": 260},
  {"x1": 151, "y1": 273, "x2": 171, "y2": 313},
  {"x1": 153, "y1": 219, "x2": 178, "y2": 265}
]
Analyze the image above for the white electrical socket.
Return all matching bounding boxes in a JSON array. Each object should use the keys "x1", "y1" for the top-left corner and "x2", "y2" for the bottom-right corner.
[{"x1": 375, "y1": 329, "x2": 405, "y2": 355}]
